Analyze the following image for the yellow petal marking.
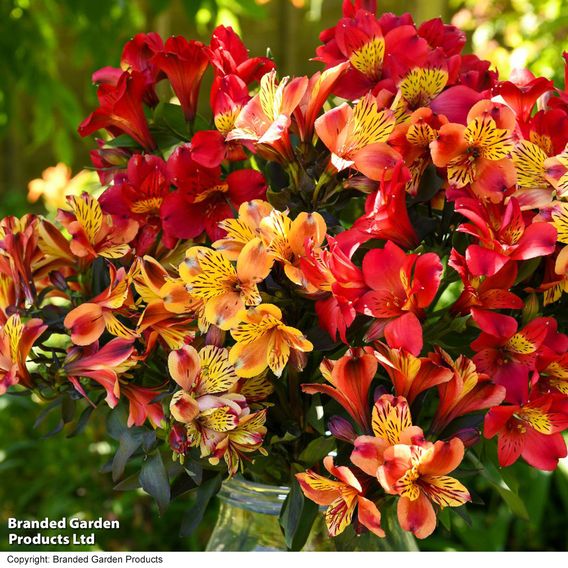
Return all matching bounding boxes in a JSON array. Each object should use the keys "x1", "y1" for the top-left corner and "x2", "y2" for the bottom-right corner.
[
  {"x1": 349, "y1": 36, "x2": 384, "y2": 81},
  {"x1": 465, "y1": 117, "x2": 514, "y2": 161},
  {"x1": 69, "y1": 194, "x2": 103, "y2": 244}
]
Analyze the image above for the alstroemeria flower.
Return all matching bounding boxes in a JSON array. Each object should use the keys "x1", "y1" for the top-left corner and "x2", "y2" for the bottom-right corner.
[
  {"x1": 470, "y1": 310, "x2": 553, "y2": 404},
  {"x1": 357, "y1": 240, "x2": 442, "y2": 342},
  {"x1": 339, "y1": 162, "x2": 418, "y2": 249},
  {"x1": 207, "y1": 25, "x2": 275, "y2": 86},
  {"x1": 208, "y1": 409, "x2": 268, "y2": 476},
  {"x1": 229, "y1": 304, "x2": 313, "y2": 378},
  {"x1": 302, "y1": 348, "x2": 377, "y2": 430},
  {"x1": 455, "y1": 196, "x2": 557, "y2": 276},
  {"x1": 484, "y1": 392, "x2": 568, "y2": 470},
  {"x1": 57, "y1": 193, "x2": 139, "y2": 261},
  {"x1": 152, "y1": 36, "x2": 209, "y2": 121},
  {"x1": 78, "y1": 70, "x2": 156, "y2": 150},
  {"x1": 377, "y1": 437, "x2": 470, "y2": 539},
  {"x1": 430, "y1": 105, "x2": 516, "y2": 201},
  {"x1": 162, "y1": 146, "x2": 267, "y2": 243},
  {"x1": 315, "y1": 93, "x2": 401, "y2": 180},
  {"x1": 351, "y1": 394, "x2": 424, "y2": 476},
  {"x1": 448, "y1": 249, "x2": 523, "y2": 316},
  {"x1": 297, "y1": 455, "x2": 385, "y2": 538},
  {"x1": 300, "y1": 236, "x2": 366, "y2": 343},
  {"x1": 64, "y1": 265, "x2": 137, "y2": 346},
  {"x1": 93, "y1": 32, "x2": 164, "y2": 107},
  {"x1": 226, "y1": 70, "x2": 308, "y2": 163},
  {"x1": 374, "y1": 339, "x2": 453, "y2": 405},
  {"x1": 430, "y1": 348, "x2": 506, "y2": 433},
  {"x1": 0, "y1": 314, "x2": 46, "y2": 394},
  {"x1": 121, "y1": 382, "x2": 166, "y2": 428},
  {"x1": 180, "y1": 243, "x2": 273, "y2": 330},
  {"x1": 65, "y1": 338, "x2": 135, "y2": 409}
]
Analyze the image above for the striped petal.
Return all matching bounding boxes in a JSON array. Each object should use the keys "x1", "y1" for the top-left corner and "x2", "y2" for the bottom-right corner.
[{"x1": 371, "y1": 394, "x2": 412, "y2": 445}]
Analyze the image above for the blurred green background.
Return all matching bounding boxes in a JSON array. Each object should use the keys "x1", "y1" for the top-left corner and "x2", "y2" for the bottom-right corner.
[{"x1": 0, "y1": 0, "x2": 567, "y2": 552}]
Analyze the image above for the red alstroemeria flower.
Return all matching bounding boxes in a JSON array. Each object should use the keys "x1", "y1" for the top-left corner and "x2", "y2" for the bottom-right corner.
[
  {"x1": 162, "y1": 146, "x2": 267, "y2": 243},
  {"x1": 448, "y1": 249, "x2": 523, "y2": 316},
  {"x1": 0, "y1": 314, "x2": 46, "y2": 394},
  {"x1": 496, "y1": 69, "x2": 554, "y2": 132},
  {"x1": 300, "y1": 236, "x2": 366, "y2": 343},
  {"x1": 65, "y1": 338, "x2": 135, "y2": 409},
  {"x1": 152, "y1": 36, "x2": 209, "y2": 122},
  {"x1": 430, "y1": 348, "x2": 506, "y2": 433},
  {"x1": 297, "y1": 455, "x2": 385, "y2": 538},
  {"x1": 470, "y1": 310, "x2": 553, "y2": 404},
  {"x1": 315, "y1": 93, "x2": 401, "y2": 181},
  {"x1": 338, "y1": 162, "x2": 418, "y2": 249},
  {"x1": 191, "y1": 75, "x2": 250, "y2": 168},
  {"x1": 302, "y1": 348, "x2": 378, "y2": 431},
  {"x1": 484, "y1": 391, "x2": 568, "y2": 470},
  {"x1": 357, "y1": 240, "x2": 442, "y2": 341},
  {"x1": 377, "y1": 437, "x2": 470, "y2": 539},
  {"x1": 78, "y1": 70, "x2": 156, "y2": 150},
  {"x1": 208, "y1": 25, "x2": 275, "y2": 86},
  {"x1": 93, "y1": 32, "x2": 164, "y2": 107},
  {"x1": 99, "y1": 154, "x2": 170, "y2": 255},
  {"x1": 455, "y1": 196, "x2": 557, "y2": 276}
]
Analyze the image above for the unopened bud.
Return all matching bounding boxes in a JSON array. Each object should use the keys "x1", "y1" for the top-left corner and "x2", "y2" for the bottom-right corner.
[
  {"x1": 49, "y1": 271, "x2": 68, "y2": 292},
  {"x1": 343, "y1": 175, "x2": 378, "y2": 194},
  {"x1": 205, "y1": 325, "x2": 225, "y2": 348},
  {"x1": 288, "y1": 349, "x2": 308, "y2": 372},
  {"x1": 522, "y1": 293, "x2": 540, "y2": 325},
  {"x1": 169, "y1": 423, "x2": 191, "y2": 456},
  {"x1": 328, "y1": 416, "x2": 357, "y2": 443},
  {"x1": 453, "y1": 428, "x2": 480, "y2": 448}
]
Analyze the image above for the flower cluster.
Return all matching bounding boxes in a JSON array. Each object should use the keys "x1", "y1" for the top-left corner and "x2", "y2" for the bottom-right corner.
[{"x1": 3, "y1": 0, "x2": 568, "y2": 547}]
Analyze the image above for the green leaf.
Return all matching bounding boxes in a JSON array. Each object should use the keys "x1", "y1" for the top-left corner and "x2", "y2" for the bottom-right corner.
[
  {"x1": 179, "y1": 474, "x2": 223, "y2": 537},
  {"x1": 103, "y1": 134, "x2": 141, "y2": 149},
  {"x1": 111, "y1": 428, "x2": 146, "y2": 482},
  {"x1": 298, "y1": 436, "x2": 335, "y2": 467},
  {"x1": 139, "y1": 452, "x2": 171, "y2": 516},
  {"x1": 279, "y1": 476, "x2": 318, "y2": 551}
]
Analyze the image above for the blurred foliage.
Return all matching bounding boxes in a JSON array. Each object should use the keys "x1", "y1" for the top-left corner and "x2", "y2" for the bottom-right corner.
[
  {"x1": 0, "y1": 394, "x2": 217, "y2": 551},
  {"x1": 451, "y1": 0, "x2": 568, "y2": 85}
]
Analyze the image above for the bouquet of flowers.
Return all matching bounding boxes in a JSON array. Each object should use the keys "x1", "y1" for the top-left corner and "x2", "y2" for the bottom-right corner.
[{"x1": 2, "y1": 0, "x2": 568, "y2": 549}]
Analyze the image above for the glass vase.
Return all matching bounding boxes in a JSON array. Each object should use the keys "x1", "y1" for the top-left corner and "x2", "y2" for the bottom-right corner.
[{"x1": 205, "y1": 476, "x2": 418, "y2": 551}]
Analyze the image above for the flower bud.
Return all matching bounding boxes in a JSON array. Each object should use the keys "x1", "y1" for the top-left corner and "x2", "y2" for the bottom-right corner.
[
  {"x1": 288, "y1": 349, "x2": 308, "y2": 372},
  {"x1": 169, "y1": 423, "x2": 190, "y2": 456},
  {"x1": 453, "y1": 427, "x2": 480, "y2": 448},
  {"x1": 522, "y1": 293, "x2": 540, "y2": 325},
  {"x1": 49, "y1": 270, "x2": 68, "y2": 292},
  {"x1": 170, "y1": 391, "x2": 199, "y2": 423},
  {"x1": 205, "y1": 325, "x2": 225, "y2": 348},
  {"x1": 328, "y1": 416, "x2": 357, "y2": 443}
]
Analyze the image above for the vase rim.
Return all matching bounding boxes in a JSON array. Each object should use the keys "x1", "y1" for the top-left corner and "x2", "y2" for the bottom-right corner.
[{"x1": 218, "y1": 475, "x2": 290, "y2": 515}]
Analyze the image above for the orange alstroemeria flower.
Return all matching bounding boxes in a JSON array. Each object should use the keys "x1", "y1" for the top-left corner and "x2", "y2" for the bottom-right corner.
[
  {"x1": 229, "y1": 304, "x2": 313, "y2": 378},
  {"x1": 0, "y1": 314, "x2": 46, "y2": 394},
  {"x1": 430, "y1": 102, "x2": 516, "y2": 201},
  {"x1": 374, "y1": 342, "x2": 453, "y2": 405},
  {"x1": 315, "y1": 93, "x2": 401, "y2": 181},
  {"x1": 64, "y1": 265, "x2": 137, "y2": 345},
  {"x1": 57, "y1": 193, "x2": 139, "y2": 261},
  {"x1": 296, "y1": 455, "x2": 385, "y2": 538},
  {"x1": 350, "y1": 394, "x2": 424, "y2": 477},
  {"x1": 302, "y1": 347, "x2": 378, "y2": 430},
  {"x1": 180, "y1": 243, "x2": 273, "y2": 330},
  {"x1": 377, "y1": 437, "x2": 470, "y2": 539},
  {"x1": 215, "y1": 201, "x2": 326, "y2": 291}
]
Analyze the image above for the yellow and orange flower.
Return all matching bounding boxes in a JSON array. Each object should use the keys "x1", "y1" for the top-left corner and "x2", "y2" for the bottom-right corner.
[
  {"x1": 0, "y1": 314, "x2": 46, "y2": 394},
  {"x1": 296, "y1": 455, "x2": 385, "y2": 538},
  {"x1": 64, "y1": 265, "x2": 137, "y2": 345},
  {"x1": 229, "y1": 304, "x2": 313, "y2": 378},
  {"x1": 57, "y1": 193, "x2": 138, "y2": 261},
  {"x1": 179, "y1": 243, "x2": 273, "y2": 330}
]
